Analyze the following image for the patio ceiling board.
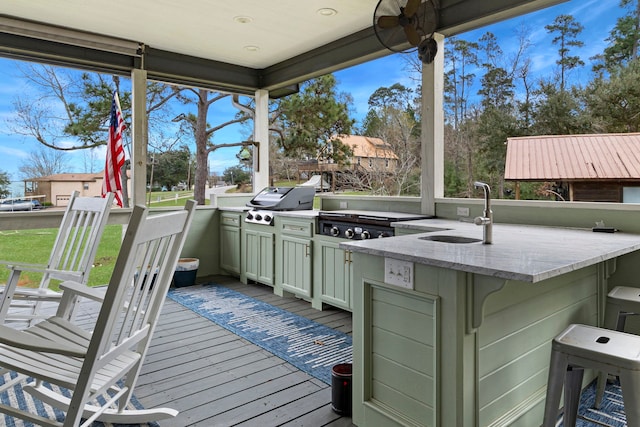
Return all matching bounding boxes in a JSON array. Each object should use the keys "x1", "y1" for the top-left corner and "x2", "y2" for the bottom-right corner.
[
  {"x1": 505, "y1": 133, "x2": 640, "y2": 181},
  {"x1": 2, "y1": 0, "x2": 567, "y2": 93}
]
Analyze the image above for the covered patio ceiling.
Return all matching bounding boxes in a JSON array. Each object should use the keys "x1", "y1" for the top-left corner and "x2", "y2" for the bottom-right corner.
[{"x1": 1, "y1": 0, "x2": 566, "y2": 96}]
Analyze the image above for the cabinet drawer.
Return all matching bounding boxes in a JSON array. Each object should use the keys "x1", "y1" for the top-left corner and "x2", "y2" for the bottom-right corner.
[
  {"x1": 220, "y1": 212, "x2": 242, "y2": 227},
  {"x1": 278, "y1": 218, "x2": 314, "y2": 237}
]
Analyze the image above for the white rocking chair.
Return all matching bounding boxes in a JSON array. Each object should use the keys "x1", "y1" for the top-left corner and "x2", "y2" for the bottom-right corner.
[
  {"x1": 0, "y1": 191, "x2": 113, "y2": 324},
  {"x1": 0, "y1": 201, "x2": 196, "y2": 426}
]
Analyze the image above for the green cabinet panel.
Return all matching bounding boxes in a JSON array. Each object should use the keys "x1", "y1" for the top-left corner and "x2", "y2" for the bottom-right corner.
[
  {"x1": 278, "y1": 235, "x2": 312, "y2": 297},
  {"x1": 351, "y1": 251, "x2": 607, "y2": 427},
  {"x1": 241, "y1": 226, "x2": 274, "y2": 286},
  {"x1": 313, "y1": 236, "x2": 351, "y2": 310},
  {"x1": 219, "y1": 212, "x2": 242, "y2": 275},
  {"x1": 275, "y1": 217, "x2": 314, "y2": 300}
]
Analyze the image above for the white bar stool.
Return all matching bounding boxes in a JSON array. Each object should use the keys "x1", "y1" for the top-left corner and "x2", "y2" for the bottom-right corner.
[
  {"x1": 595, "y1": 285, "x2": 640, "y2": 407},
  {"x1": 542, "y1": 323, "x2": 640, "y2": 427}
]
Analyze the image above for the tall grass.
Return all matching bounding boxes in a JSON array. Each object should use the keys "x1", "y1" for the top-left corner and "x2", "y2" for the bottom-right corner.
[{"x1": 0, "y1": 225, "x2": 121, "y2": 291}]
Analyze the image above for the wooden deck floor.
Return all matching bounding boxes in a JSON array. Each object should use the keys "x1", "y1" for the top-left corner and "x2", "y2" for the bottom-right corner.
[{"x1": 132, "y1": 275, "x2": 354, "y2": 427}]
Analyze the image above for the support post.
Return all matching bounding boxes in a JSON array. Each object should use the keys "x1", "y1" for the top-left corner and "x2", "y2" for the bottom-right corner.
[
  {"x1": 421, "y1": 33, "x2": 445, "y2": 216},
  {"x1": 130, "y1": 68, "x2": 148, "y2": 207},
  {"x1": 254, "y1": 89, "x2": 269, "y2": 191}
]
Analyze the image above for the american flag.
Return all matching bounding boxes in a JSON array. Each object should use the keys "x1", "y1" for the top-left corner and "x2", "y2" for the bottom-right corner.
[{"x1": 102, "y1": 91, "x2": 126, "y2": 207}]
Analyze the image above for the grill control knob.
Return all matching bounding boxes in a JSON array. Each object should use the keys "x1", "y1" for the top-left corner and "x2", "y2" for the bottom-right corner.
[
  {"x1": 361, "y1": 230, "x2": 371, "y2": 239},
  {"x1": 378, "y1": 232, "x2": 389, "y2": 238},
  {"x1": 255, "y1": 213, "x2": 263, "y2": 221},
  {"x1": 330, "y1": 226, "x2": 340, "y2": 237},
  {"x1": 264, "y1": 214, "x2": 272, "y2": 223},
  {"x1": 345, "y1": 228, "x2": 355, "y2": 239},
  {"x1": 247, "y1": 212, "x2": 254, "y2": 220}
]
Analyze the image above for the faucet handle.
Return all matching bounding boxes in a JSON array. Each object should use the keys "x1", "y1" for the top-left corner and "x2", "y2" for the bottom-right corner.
[{"x1": 474, "y1": 216, "x2": 491, "y2": 226}]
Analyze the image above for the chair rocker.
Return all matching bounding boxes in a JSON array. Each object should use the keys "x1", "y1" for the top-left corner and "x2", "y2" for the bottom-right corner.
[
  {"x1": 0, "y1": 191, "x2": 113, "y2": 324},
  {"x1": 0, "y1": 201, "x2": 196, "y2": 426}
]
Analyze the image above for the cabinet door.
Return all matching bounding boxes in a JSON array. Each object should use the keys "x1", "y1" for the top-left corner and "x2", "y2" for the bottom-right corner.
[
  {"x1": 243, "y1": 229, "x2": 260, "y2": 282},
  {"x1": 280, "y1": 235, "x2": 312, "y2": 298},
  {"x1": 257, "y1": 231, "x2": 274, "y2": 286},
  {"x1": 220, "y1": 225, "x2": 241, "y2": 274},
  {"x1": 315, "y1": 239, "x2": 351, "y2": 310},
  {"x1": 242, "y1": 229, "x2": 274, "y2": 286}
]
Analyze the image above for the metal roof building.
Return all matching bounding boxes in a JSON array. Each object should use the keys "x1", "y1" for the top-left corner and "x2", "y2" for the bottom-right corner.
[{"x1": 504, "y1": 133, "x2": 640, "y2": 202}]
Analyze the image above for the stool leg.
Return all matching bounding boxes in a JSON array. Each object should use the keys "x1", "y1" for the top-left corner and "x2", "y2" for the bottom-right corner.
[
  {"x1": 603, "y1": 304, "x2": 622, "y2": 331},
  {"x1": 543, "y1": 350, "x2": 568, "y2": 427},
  {"x1": 563, "y1": 367, "x2": 584, "y2": 427},
  {"x1": 620, "y1": 371, "x2": 640, "y2": 427},
  {"x1": 597, "y1": 304, "x2": 623, "y2": 409},
  {"x1": 594, "y1": 371, "x2": 608, "y2": 409}
]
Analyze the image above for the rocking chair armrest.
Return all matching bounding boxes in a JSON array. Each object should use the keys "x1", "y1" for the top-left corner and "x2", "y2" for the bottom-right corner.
[
  {"x1": 0, "y1": 324, "x2": 86, "y2": 357},
  {"x1": 59, "y1": 281, "x2": 106, "y2": 303},
  {"x1": 0, "y1": 263, "x2": 82, "y2": 283},
  {"x1": 0, "y1": 261, "x2": 48, "y2": 273}
]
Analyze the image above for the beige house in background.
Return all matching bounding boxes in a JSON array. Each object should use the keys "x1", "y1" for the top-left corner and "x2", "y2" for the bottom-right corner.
[
  {"x1": 24, "y1": 172, "x2": 105, "y2": 206},
  {"x1": 335, "y1": 135, "x2": 398, "y2": 172}
]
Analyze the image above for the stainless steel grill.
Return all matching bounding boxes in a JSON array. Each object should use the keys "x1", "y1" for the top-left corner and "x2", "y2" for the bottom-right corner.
[
  {"x1": 317, "y1": 210, "x2": 431, "y2": 239},
  {"x1": 245, "y1": 187, "x2": 315, "y2": 225}
]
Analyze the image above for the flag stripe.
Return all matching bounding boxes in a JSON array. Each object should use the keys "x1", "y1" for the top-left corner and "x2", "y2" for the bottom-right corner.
[{"x1": 102, "y1": 91, "x2": 126, "y2": 207}]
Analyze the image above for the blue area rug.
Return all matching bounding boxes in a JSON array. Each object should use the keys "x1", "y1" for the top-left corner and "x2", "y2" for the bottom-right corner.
[
  {"x1": 557, "y1": 378, "x2": 627, "y2": 426},
  {"x1": 167, "y1": 283, "x2": 352, "y2": 384},
  {"x1": 0, "y1": 372, "x2": 156, "y2": 427}
]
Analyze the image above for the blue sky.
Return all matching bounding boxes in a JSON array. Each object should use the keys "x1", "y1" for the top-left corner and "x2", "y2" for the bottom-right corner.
[{"x1": 0, "y1": 0, "x2": 627, "y2": 196}]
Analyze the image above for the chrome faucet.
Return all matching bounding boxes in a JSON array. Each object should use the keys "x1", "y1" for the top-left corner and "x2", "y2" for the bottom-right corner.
[{"x1": 473, "y1": 181, "x2": 492, "y2": 244}]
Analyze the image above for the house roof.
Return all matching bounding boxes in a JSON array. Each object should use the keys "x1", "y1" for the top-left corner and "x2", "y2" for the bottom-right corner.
[
  {"x1": 30, "y1": 172, "x2": 102, "y2": 182},
  {"x1": 1, "y1": 1, "x2": 566, "y2": 94},
  {"x1": 504, "y1": 133, "x2": 640, "y2": 181},
  {"x1": 338, "y1": 135, "x2": 398, "y2": 160}
]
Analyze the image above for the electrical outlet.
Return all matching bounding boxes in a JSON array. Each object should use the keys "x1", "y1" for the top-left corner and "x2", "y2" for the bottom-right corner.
[
  {"x1": 384, "y1": 258, "x2": 413, "y2": 289},
  {"x1": 339, "y1": 201, "x2": 348, "y2": 209},
  {"x1": 457, "y1": 206, "x2": 470, "y2": 217}
]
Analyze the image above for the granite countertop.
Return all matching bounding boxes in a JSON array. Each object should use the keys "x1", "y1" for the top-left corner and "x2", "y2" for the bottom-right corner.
[{"x1": 340, "y1": 219, "x2": 640, "y2": 283}]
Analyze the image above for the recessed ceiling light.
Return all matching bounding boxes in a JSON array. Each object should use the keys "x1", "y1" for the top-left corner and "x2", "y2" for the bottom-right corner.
[
  {"x1": 244, "y1": 45, "x2": 260, "y2": 52},
  {"x1": 234, "y1": 16, "x2": 253, "y2": 24},
  {"x1": 317, "y1": 8, "x2": 337, "y2": 17}
]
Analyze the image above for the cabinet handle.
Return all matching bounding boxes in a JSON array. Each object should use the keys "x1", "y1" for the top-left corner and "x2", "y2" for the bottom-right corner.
[{"x1": 305, "y1": 244, "x2": 310, "y2": 257}]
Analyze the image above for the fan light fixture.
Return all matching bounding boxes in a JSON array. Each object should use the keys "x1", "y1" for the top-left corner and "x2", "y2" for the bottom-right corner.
[{"x1": 244, "y1": 45, "x2": 260, "y2": 52}]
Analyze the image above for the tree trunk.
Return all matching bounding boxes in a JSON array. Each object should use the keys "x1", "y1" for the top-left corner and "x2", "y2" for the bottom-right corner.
[{"x1": 194, "y1": 90, "x2": 209, "y2": 205}]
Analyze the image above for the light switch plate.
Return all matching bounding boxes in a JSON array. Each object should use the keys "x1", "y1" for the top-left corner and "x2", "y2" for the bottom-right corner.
[
  {"x1": 339, "y1": 201, "x2": 348, "y2": 209},
  {"x1": 384, "y1": 258, "x2": 413, "y2": 289}
]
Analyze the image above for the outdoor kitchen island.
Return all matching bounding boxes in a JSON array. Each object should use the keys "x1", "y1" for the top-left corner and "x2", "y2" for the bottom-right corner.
[{"x1": 340, "y1": 219, "x2": 640, "y2": 427}]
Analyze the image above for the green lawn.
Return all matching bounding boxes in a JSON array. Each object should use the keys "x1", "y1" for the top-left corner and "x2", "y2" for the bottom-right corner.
[{"x1": 0, "y1": 225, "x2": 122, "y2": 291}]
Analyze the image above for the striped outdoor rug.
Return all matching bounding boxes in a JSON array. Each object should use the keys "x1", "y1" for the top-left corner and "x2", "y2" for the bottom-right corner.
[
  {"x1": 560, "y1": 378, "x2": 627, "y2": 427},
  {"x1": 167, "y1": 283, "x2": 352, "y2": 384}
]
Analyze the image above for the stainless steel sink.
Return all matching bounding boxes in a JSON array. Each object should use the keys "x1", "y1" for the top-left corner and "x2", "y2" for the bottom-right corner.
[{"x1": 419, "y1": 235, "x2": 482, "y2": 244}]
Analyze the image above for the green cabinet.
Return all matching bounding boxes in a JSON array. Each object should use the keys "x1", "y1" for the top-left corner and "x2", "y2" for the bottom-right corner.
[
  {"x1": 313, "y1": 235, "x2": 352, "y2": 311},
  {"x1": 241, "y1": 224, "x2": 274, "y2": 286},
  {"x1": 275, "y1": 217, "x2": 314, "y2": 300},
  {"x1": 219, "y1": 211, "x2": 242, "y2": 275}
]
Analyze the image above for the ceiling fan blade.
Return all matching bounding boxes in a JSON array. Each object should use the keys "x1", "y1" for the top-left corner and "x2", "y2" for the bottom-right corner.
[
  {"x1": 403, "y1": 0, "x2": 421, "y2": 18},
  {"x1": 404, "y1": 25, "x2": 421, "y2": 46},
  {"x1": 377, "y1": 15, "x2": 400, "y2": 28}
]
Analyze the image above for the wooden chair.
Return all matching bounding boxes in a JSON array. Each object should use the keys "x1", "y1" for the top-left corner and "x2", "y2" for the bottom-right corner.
[
  {"x1": 0, "y1": 201, "x2": 196, "y2": 426},
  {"x1": 0, "y1": 191, "x2": 113, "y2": 324}
]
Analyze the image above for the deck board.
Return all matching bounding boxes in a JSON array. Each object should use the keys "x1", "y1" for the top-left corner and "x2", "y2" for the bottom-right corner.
[
  {"x1": 136, "y1": 275, "x2": 354, "y2": 426},
  {"x1": 4, "y1": 275, "x2": 353, "y2": 426}
]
